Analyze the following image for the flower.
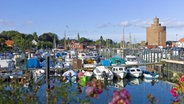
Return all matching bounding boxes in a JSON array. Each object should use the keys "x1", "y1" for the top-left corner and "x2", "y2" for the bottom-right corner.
[
  {"x1": 109, "y1": 88, "x2": 131, "y2": 104},
  {"x1": 170, "y1": 74, "x2": 184, "y2": 103},
  {"x1": 180, "y1": 75, "x2": 184, "y2": 82},
  {"x1": 170, "y1": 87, "x2": 178, "y2": 98},
  {"x1": 85, "y1": 79, "x2": 105, "y2": 98}
]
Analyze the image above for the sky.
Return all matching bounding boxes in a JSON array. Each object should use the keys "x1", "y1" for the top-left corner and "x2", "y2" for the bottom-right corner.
[{"x1": 1, "y1": 0, "x2": 184, "y2": 43}]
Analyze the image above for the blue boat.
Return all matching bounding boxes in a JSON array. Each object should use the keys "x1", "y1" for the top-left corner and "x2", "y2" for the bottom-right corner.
[{"x1": 143, "y1": 70, "x2": 159, "y2": 79}]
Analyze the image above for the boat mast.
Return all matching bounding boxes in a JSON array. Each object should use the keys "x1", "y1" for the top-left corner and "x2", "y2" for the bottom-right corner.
[
  {"x1": 123, "y1": 27, "x2": 125, "y2": 48},
  {"x1": 64, "y1": 32, "x2": 67, "y2": 50}
]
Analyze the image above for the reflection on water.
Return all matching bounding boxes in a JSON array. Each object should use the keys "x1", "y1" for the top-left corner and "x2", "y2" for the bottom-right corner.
[
  {"x1": 0, "y1": 76, "x2": 174, "y2": 104},
  {"x1": 127, "y1": 77, "x2": 143, "y2": 86}
]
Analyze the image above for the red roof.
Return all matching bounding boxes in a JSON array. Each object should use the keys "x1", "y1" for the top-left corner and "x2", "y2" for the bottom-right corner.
[
  {"x1": 5, "y1": 40, "x2": 14, "y2": 47},
  {"x1": 179, "y1": 38, "x2": 184, "y2": 42}
]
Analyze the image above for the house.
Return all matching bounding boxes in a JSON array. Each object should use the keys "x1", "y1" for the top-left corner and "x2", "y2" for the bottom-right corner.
[
  {"x1": 5, "y1": 40, "x2": 14, "y2": 47},
  {"x1": 176, "y1": 38, "x2": 184, "y2": 48}
]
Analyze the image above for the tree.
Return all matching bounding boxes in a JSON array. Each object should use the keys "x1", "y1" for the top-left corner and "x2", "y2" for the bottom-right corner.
[
  {"x1": 106, "y1": 39, "x2": 113, "y2": 48},
  {"x1": 33, "y1": 32, "x2": 38, "y2": 41},
  {"x1": 79, "y1": 37, "x2": 88, "y2": 43}
]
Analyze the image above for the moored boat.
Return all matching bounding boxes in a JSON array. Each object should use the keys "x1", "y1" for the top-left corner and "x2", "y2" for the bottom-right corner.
[
  {"x1": 143, "y1": 70, "x2": 159, "y2": 79},
  {"x1": 127, "y1": 67, "x2": 142, "y2": 78},
  {"x1": 111, "y1": 66, "x2": 127, "y2": 79},
  {"x1": 125, "y1": 55, "x2": 138, "y2": 65},
  {"x1": 62, "y1": 69, "x2": 77, "y2": 83},
  {"x1": 93, "y1": 66, "x2": 114, "y2": 80}
]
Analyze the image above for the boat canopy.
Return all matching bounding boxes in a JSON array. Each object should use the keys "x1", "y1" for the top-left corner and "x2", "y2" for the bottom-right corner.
[
  {"x1": 27, "y1": 57, "x2": 41, "y2": 68},
  {"x1": 100, "y1": 60, "x2": 111, "y2": 66},
  {"x1": 110, "y1": 57, "x2": 125, "y2": 65}
]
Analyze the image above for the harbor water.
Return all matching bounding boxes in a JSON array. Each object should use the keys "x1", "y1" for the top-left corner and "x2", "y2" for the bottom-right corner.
[{"x1": 0, "y1": 70, "x2": 176, "y2": 104}]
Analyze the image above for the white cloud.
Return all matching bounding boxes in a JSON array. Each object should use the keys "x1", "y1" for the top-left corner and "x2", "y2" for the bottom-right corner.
[
  {"x1": 97, "y1": 23, "x2": 111, "y2": 28},
  {"x1": 160, "y1": 18, "x2": 184, "y2": 28},
  {"x1": 98, "y1": 18, "x2": 184, "y2": 29},
  {"x1": 0, "y1": 19, "x2": 16, "y2": 27}
]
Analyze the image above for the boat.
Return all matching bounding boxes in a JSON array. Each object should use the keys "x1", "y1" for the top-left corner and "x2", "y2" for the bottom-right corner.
[
  {"x1": 127, "y1": 67, "x2": 143, "y2": 78},
  {"x1": 32, "y1": 69, "x2": 45, "y2": 83},
  {"x1": 62, "y1": 69, "x2": 77, "y2": 83},
  {"x1": 143, "y1": 70, "x2": 159, "y2": 79},
  {"x1": 110, "y1": 57, "x2": 125, "y2": 66},
  {"x1": 83, "y1": 58, "x2": 97, "y2": 68},
  {"x1": 111, "y1": 66, "x2": 127, "y2": 79},
  {"x1": 125, "y1": 55, "x2": 139, "y2": 65},
  {"x1": 92, "y1": 66, "x2": 114, "y2": 80},
  {"x1": 54, "y1": 61, "x2": 72, "y2": 68},
  {"x1": 0, "y1": 59, "x2": 16, "y2": 70}
]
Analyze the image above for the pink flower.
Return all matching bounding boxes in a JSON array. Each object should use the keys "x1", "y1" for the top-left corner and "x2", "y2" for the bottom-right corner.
[
  {"x1": 180, "y1": 76, "x2": 184, "y2": 82},
  {"x1": 170, "y1": 88, "x2": 178, "y2": 98},
  {"x1": 78, "y1": 72, "x2": 84, "y2": 77},
  {"x1": 86, "y1": 86, "x2": 94, "y2": 96}
]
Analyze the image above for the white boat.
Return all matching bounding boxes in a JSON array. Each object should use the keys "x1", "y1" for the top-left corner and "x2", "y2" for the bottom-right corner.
[
  {"x1": 111, "y1": 66, "x2": 127, "y2": 79},
  {"x1": 125, "y1": 55, "x2": 138, "y2": 65},
  {"x1": 0, "y1": 59, "x2": 16, "y2": 70},
  {"x1": 32, "y1": 69, "x2": 45, "y2": 83},
  {"x1": 127, "y1": 67, "x2": 142, "y2": 78},
  {"x1": 54, "y1": 61, "x2": 72, "y2": 68},
  {"x1": 62, "y1": 69, "x2": 77, "y2": 83},
  {"x1": 93, "y1": 66, "x2": 114, "y2": 80},
  {"x1": 143, "y1": 71, "x2": 159, "y2": 79}
]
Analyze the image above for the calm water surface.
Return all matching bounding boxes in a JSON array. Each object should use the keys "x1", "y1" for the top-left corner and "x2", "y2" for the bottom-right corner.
[
  {"x1": 35, "y1": 77, "x2": 173, "y2": 104},
  {"x1": 0, "y1": 66, "x2": 176, "y2": 104}
]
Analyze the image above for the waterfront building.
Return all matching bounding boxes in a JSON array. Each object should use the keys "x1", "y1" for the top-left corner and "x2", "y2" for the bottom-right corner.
[
  {"x1": 176, "y1": 38, "x2": 184, "y2": 48},
  {"x1": 146, "y1": 17, "x2": 166, "y2": 48}
]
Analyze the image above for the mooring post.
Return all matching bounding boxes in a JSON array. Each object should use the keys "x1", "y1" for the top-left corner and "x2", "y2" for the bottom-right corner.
[
  {"x1": 46, "y1": 56, "x2": 50, "y2": 92},
  {"x1": 150, "y1": 50, "x2": 152, "y2": 63},
  {"x1": 146, "y1": 49, "x2": 148, "y2": 63}
]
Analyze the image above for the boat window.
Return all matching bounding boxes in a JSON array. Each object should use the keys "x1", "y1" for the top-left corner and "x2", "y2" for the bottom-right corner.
[
  {"x1": 119, "y1": 68, "x2": 123, "y2": 70},
  {"x1": 130, "y1": 70, "x2": 135, "y2": 72},
  {"x1": 137, "y1": 69, "x2": 141, "y2": 71}
]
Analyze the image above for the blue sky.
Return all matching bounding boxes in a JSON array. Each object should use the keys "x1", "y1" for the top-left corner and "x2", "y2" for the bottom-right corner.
[{"x1": 1, "y1": 0, "x2": 184, "y2": 43}]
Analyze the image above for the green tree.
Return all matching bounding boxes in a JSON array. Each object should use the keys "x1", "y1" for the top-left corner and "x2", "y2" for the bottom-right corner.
[{"x1": 33, "y1": 32, "x2": 38, "y2": 41}]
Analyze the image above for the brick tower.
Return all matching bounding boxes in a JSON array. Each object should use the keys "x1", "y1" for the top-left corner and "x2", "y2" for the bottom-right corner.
[{"x1": 146, "y1": 17, "x2": 166, "y2": 48}]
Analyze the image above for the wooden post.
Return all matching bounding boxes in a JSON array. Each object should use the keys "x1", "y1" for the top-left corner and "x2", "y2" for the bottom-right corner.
[
  {"x1": 153, "y1": 49, "x2": 155, "y2": 62},
  {"x1": 151, "y1": 50, "x2": 152, "y2": 63},
  {"x1": 145, "y1": 49, "x2": 147, "y2": 63},
  {"x1": 46, "y1": 56, "x2": 50, "y2": 93}
]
